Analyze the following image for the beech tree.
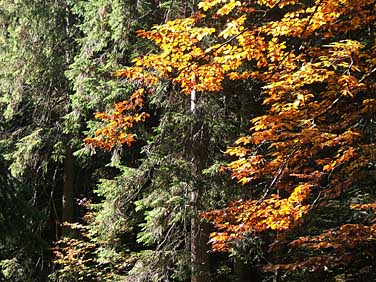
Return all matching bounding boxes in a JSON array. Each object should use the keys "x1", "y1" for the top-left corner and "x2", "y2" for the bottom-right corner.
[{"x1": 85, "y1": 0, "x2": 376, "y2": 280}]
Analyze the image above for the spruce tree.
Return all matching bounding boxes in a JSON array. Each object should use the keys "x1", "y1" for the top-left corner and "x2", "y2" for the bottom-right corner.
[
  {"x1": 0, "y1": 1, "x2": 77, "y2": 279},
  {"x1": 52, "y1": 1, "x2": 260, "y2": 281}
]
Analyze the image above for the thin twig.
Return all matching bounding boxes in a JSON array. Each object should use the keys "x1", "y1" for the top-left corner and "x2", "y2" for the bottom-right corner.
[
  {"x1": 310, "y1": 190, "x2": 322, "y2": 210},
  {"x1": 267, "y1": 0, "x2": 323, "y2": 79},
  {"x1": 314, "y1": 97, "x2": 340, "y2": 120},
  {"x1": 359, "y1": 66, "x2": 376, "y2": 83},
  {"x1": 258, "y1": 146, "x2": 299, "y2": 203}
]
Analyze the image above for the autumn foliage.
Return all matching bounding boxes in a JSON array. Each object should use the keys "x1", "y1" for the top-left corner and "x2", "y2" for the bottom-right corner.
[
  {"x1": 84, "y1": 88, "x2": 149, "y2": 150},
  {"x1": 85, "y1": 0, "x2": 376, "y2": 276}
]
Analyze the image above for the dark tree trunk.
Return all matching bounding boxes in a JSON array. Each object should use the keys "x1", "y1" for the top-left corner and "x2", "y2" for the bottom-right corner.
[
  {"x1": 191, "y1": 190, "x2": 210, "y2": 282},
  {"x1": 62, "y1": 146, "x2": 74, "y2": 236},
  {"x1": 190, "y1": 86, "x2": 210, "y2": 282},
  {"x1": 234, "y1": 259, "x2": 262, "y2": 282}
]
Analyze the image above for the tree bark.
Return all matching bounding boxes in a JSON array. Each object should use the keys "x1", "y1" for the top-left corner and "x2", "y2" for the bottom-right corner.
[
  {"x1": 190, "y1": 84, "x2": 210, "y2": 282},
  {"x1": 191, "y1": 189, "x2": 210, "y2": 282},
  {"x1": 234, "y1": 258, "x2": 262, "y2": 282},
  {"x1": 62, "y1": 146, "x2": 74, "y2": 236}
]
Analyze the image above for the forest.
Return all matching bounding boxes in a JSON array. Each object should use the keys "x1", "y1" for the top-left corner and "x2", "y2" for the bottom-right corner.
[{"x1": 0, "y1": 0, "x2": 375, "y2": 281}]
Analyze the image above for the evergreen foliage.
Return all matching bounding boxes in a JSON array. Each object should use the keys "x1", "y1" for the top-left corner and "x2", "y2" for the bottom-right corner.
[
  {"x1": 0, "y1": 1, "x2": 77, "y2": 279},
  {"x1": 0, "y1": 142, "x2": 47, "y2": 281}
]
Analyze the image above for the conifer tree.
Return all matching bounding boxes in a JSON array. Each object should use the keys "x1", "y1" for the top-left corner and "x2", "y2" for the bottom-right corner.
[
  {"x1": 54, "y1": 1, "x2": 258, "y2": 281},
  {"x1": 0, "y1": 1, "x2": 77, "y2": 278}
]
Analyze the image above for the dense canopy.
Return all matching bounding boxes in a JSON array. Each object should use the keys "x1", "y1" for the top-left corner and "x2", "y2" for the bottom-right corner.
[{"x1": 0, "y1": 0, "x2": 375, "y2": 281}]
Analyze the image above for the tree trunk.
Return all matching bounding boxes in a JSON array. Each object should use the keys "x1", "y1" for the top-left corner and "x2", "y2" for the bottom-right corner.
[
  {"x1": 234, "y1": 258, "x2": 262, "y2": 282},
  {"x1": 191, "y1": 189, "x2": 210, "y2": 282},
  {"x1": 62, "y1": 146, "x2": 74, "y2": 236},
  {"x1": 234, "y1": 259, "x2": 249, "y2": 282},
  {"x1": 190, "y1": 84, "x2": 210, "y2": 282}
]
